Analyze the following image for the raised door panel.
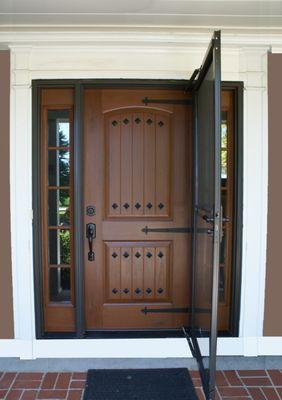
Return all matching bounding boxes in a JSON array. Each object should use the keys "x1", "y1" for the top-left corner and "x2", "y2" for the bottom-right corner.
[
  {"x1": 105, "y1": 241, "x2": 171, "y2": 303},
  {"x1": 105, "y1": 110, "x2": 172, "y2": 218}
]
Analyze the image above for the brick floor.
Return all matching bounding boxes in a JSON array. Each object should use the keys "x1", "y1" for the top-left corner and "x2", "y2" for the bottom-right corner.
[{"x1": 0, "y1": 370, "x2": 281, "y2": 399}]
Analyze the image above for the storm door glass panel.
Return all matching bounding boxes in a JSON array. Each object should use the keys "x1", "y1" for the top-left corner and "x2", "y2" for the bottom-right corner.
[
  {"x1": 46, "y1": 109, "x2": 73, "y2": 304},
  {"x1": 194, "y1": 63, "x2": 215, "y2": 335},
  {"x1": 191, "y1": 31, "x2": 221, "y2": 400}
]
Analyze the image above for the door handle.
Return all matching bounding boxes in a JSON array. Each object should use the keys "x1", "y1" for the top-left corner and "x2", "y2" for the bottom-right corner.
[
  {"x1": 86, "y1": 223, "x2": 96, "y2": 261},
  {"x1": 203, "y1": 215, "x2": 229, "y2": 224},
  {"x1": 220, "y1": 203, "x2": 230, "y2": 242},
  {"x1": 202, "y1": 215, "x2": 214, "y2": 223}
]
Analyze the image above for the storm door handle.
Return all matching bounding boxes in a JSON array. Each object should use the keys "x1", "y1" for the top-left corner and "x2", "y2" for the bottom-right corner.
[
  {"x1": 202, "y1": 215, "x2": 214, "y2": 223},
  {"x1": 86, "y1": 223, "x2": 96, "y2": 261}
]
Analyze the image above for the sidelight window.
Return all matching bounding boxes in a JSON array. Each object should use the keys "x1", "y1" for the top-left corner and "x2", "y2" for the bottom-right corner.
[
  {"x1": 44, "y1": 109, "x2": 74, "y2": 305},
  {"x1": 219, "y1": 97, "x2": 234, "y2": 305}
]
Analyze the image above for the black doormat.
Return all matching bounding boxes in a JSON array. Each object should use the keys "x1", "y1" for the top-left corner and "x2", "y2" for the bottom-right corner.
[{"x1": 83, "y1": 368, "x2": 198, "y2": 400}]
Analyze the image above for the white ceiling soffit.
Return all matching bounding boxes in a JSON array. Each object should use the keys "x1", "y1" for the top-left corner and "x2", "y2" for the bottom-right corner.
[{"x1": 1, "y1": 0, "x2": 282, "y2": 28}]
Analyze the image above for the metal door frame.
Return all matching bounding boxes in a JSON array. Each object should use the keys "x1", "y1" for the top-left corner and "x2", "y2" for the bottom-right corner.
[{"x1": 189, "y1": 31, "x2": 222, "y2": 400}]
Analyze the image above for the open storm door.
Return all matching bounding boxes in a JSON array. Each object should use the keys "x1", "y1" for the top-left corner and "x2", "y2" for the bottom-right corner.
[{"x1": 190, "y1": 31, "x2": 222, "y2": 400}]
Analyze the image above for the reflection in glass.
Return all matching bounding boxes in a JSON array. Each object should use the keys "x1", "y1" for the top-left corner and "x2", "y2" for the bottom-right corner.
[
  {"x1": 193, "y1": 62, "x2": 214, "y2": 336},
  {"x1": 221, "y1": 150, "x2": 227, "y2": 179},
  {"x1": 48, "y1": 149, "x2": 70, "y2": 187},
  {"x1": 219, "y1": 266, "x2": 225, "y2": 303},
  {"x1": 48, "y1": 110, "x2": 70, "y2": 147},
  {"x1": 220, "y1": 231, "x2": 226, "y2": 265},
  {"x1": 49, "y1": 267, "x2": 71, "y2": 302},
  {"x1": 220, "y1": 111, "x2": 229, "y2": 304},
  {"x1": 48, "y1": 189, "x2": 70, "y2": 227},
  {"x1": 221, "y1": 191, "x2": 227, "y2": 217},
  {"x1": 49, "y1": 229, "x2": 71, "y2": 265},
  {"x1": 221, "y1": 111, "x2": 228, "y2": 149}
]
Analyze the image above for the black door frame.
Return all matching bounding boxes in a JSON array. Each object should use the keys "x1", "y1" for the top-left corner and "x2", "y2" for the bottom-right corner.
[{"x1": 32, "y1": 79, "x2": 243, "y2": 340}]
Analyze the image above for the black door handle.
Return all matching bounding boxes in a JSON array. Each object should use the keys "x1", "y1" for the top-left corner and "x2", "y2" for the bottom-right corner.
[{"x1": 86, "y1": 223, "x2": 96, "y2": 261}]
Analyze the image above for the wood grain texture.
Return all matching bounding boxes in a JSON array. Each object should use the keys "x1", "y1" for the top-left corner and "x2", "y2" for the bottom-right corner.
[
  {"x1": 37, "y1": 86, "x2": 236, "y2": 332},
  {"x1": 105, "y1": 110, "x2": 172, "y2": 218},
  {"x1": 84, "y1": 88, "x2": 192, "y2": 329},
  {"x1": 105, "y1": 241, "x2": 171, "y2": 302},
  {"x1": 40, "y1": 89, "x2": 75, "y2": 332}
]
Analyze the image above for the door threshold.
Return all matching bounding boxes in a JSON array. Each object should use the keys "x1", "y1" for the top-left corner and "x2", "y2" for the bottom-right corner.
[
  {"x1": 39, "y1": 329, "x2": 231, "y2": 340},
  {"x1": 84, "y1": 329, "x2": 186, "y2": 339}
]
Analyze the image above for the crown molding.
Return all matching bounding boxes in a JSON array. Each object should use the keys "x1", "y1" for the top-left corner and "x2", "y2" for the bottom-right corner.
[{"x1": 0, "y1": 26, "x2": 280, "y2": 50}]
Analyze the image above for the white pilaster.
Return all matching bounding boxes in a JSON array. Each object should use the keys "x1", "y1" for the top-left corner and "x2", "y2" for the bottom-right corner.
[
  {"x1": 10, "y1": 47, "x2": 35, "y2": 359},
  {"x1": 239, "y1": 48, "x2": 269, "y2": 356}
]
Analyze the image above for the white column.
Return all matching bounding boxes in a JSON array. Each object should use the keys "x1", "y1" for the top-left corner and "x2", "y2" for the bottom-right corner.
[
  {"x1": 10, "y1": 46, "x2": 35, "y2": 359},
  {"x1": 239, "y1": 48, "x2": 269, "y2": 356}
]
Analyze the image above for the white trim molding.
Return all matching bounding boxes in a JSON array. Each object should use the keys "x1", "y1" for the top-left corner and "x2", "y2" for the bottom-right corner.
[
  {"x1": 4, "y1": 28, "x2": 273, "y2": 359},
  {"x1": 1, "y1": 337, "x2": 282, "y2": 360}
]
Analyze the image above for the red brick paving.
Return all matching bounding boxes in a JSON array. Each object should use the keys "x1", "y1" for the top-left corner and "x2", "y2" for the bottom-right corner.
[{"x1": 0, "y1": 370, "x2": 281, "y2": 399}]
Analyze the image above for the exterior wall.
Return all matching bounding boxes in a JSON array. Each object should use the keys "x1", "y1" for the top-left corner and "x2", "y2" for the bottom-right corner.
[
  {"x1": 0, "y1": 28, "x2": 279, "y2": 358},
  {"x1": 0, "y1": 51, "x2": 14, "y2": 338},
  {"x1": 3, "y1": 34, "x2": 270, "y2": 359},
  {"x1": 263, "y1": 53, "x2": 282, "y2": 336}
]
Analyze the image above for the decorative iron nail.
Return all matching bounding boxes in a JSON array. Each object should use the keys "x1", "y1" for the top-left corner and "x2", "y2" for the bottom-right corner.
[
  {"x1": 123, "y1": 118, "x2": 130, "y2": 125},
  {"x1": 157, "y1": 288, "x2": 164, "y2": 294},
  {"x1": 135, "y1": 288, "x2": 141, "y2": 294},
  {"x1": 112, "y1": 120, "x2": 118, "y2": 126},
  {"x1": 158, "y1": 203, "x2": 164, "y2": 209},
  {"x1": 135, "y1": 202, "x2": 141, "y2": 209},
  {"x1": 123, "y1": 288, "x2": 129, "y2": 294},
  {"x1": 112, "y1": 203, "x2": 118, "y2": 210},
  {"x1": 146, "y1": 252, "x2": 152, "y2": 258},
  {"x1": 112, "y1": 288, "x2": 118, "y2": 294},
  {"x1": 146, "y1": 288, "x2": 152, "y2": 294},
  {"x1": 135, "y1": 117, "x2": 141, "y2": 124},
  {"x1": 146, "y1": 202, "x2": 153, "y2": 209},
  {"x1": 123, "y1": 203, "x2": 130, "y2": 209},
  {"x1": 158, "y1": 121, "x2": 164, "y2": 127},
  {"x1": 123, "y1": 252, "x2": 130, "y2": 258},
  {"x1": 135, "y1": 252, "x2": 141, "y2": 258},
  {"x1": 158, "y1": 251, "x2": 164, "y2": 258},
  {"x1": 112, "y1": 252, "x2": 118, "y2": 258},
  {"x1": 146, "y1": 118, "x2": 153, "y2": 125}
]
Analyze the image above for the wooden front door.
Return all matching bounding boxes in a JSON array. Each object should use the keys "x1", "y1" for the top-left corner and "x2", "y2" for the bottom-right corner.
[{"x1": 83, "y1": 88, "x2": 192, "y2": 330}]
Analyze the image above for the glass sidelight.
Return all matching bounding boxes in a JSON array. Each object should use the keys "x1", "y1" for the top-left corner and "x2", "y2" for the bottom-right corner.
[
  {"x1": 36, "y1": 88, "x2": 76, "y2": 333},
  {"x1": 37, "y1": 92, "x2": 76, "y2": 335},
  {"x1": 46, "y1": 109, "x2": 73, "y2": 304},
  {"x1": 218, "y1": 96, "x2": 235, "y2": 310}
]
